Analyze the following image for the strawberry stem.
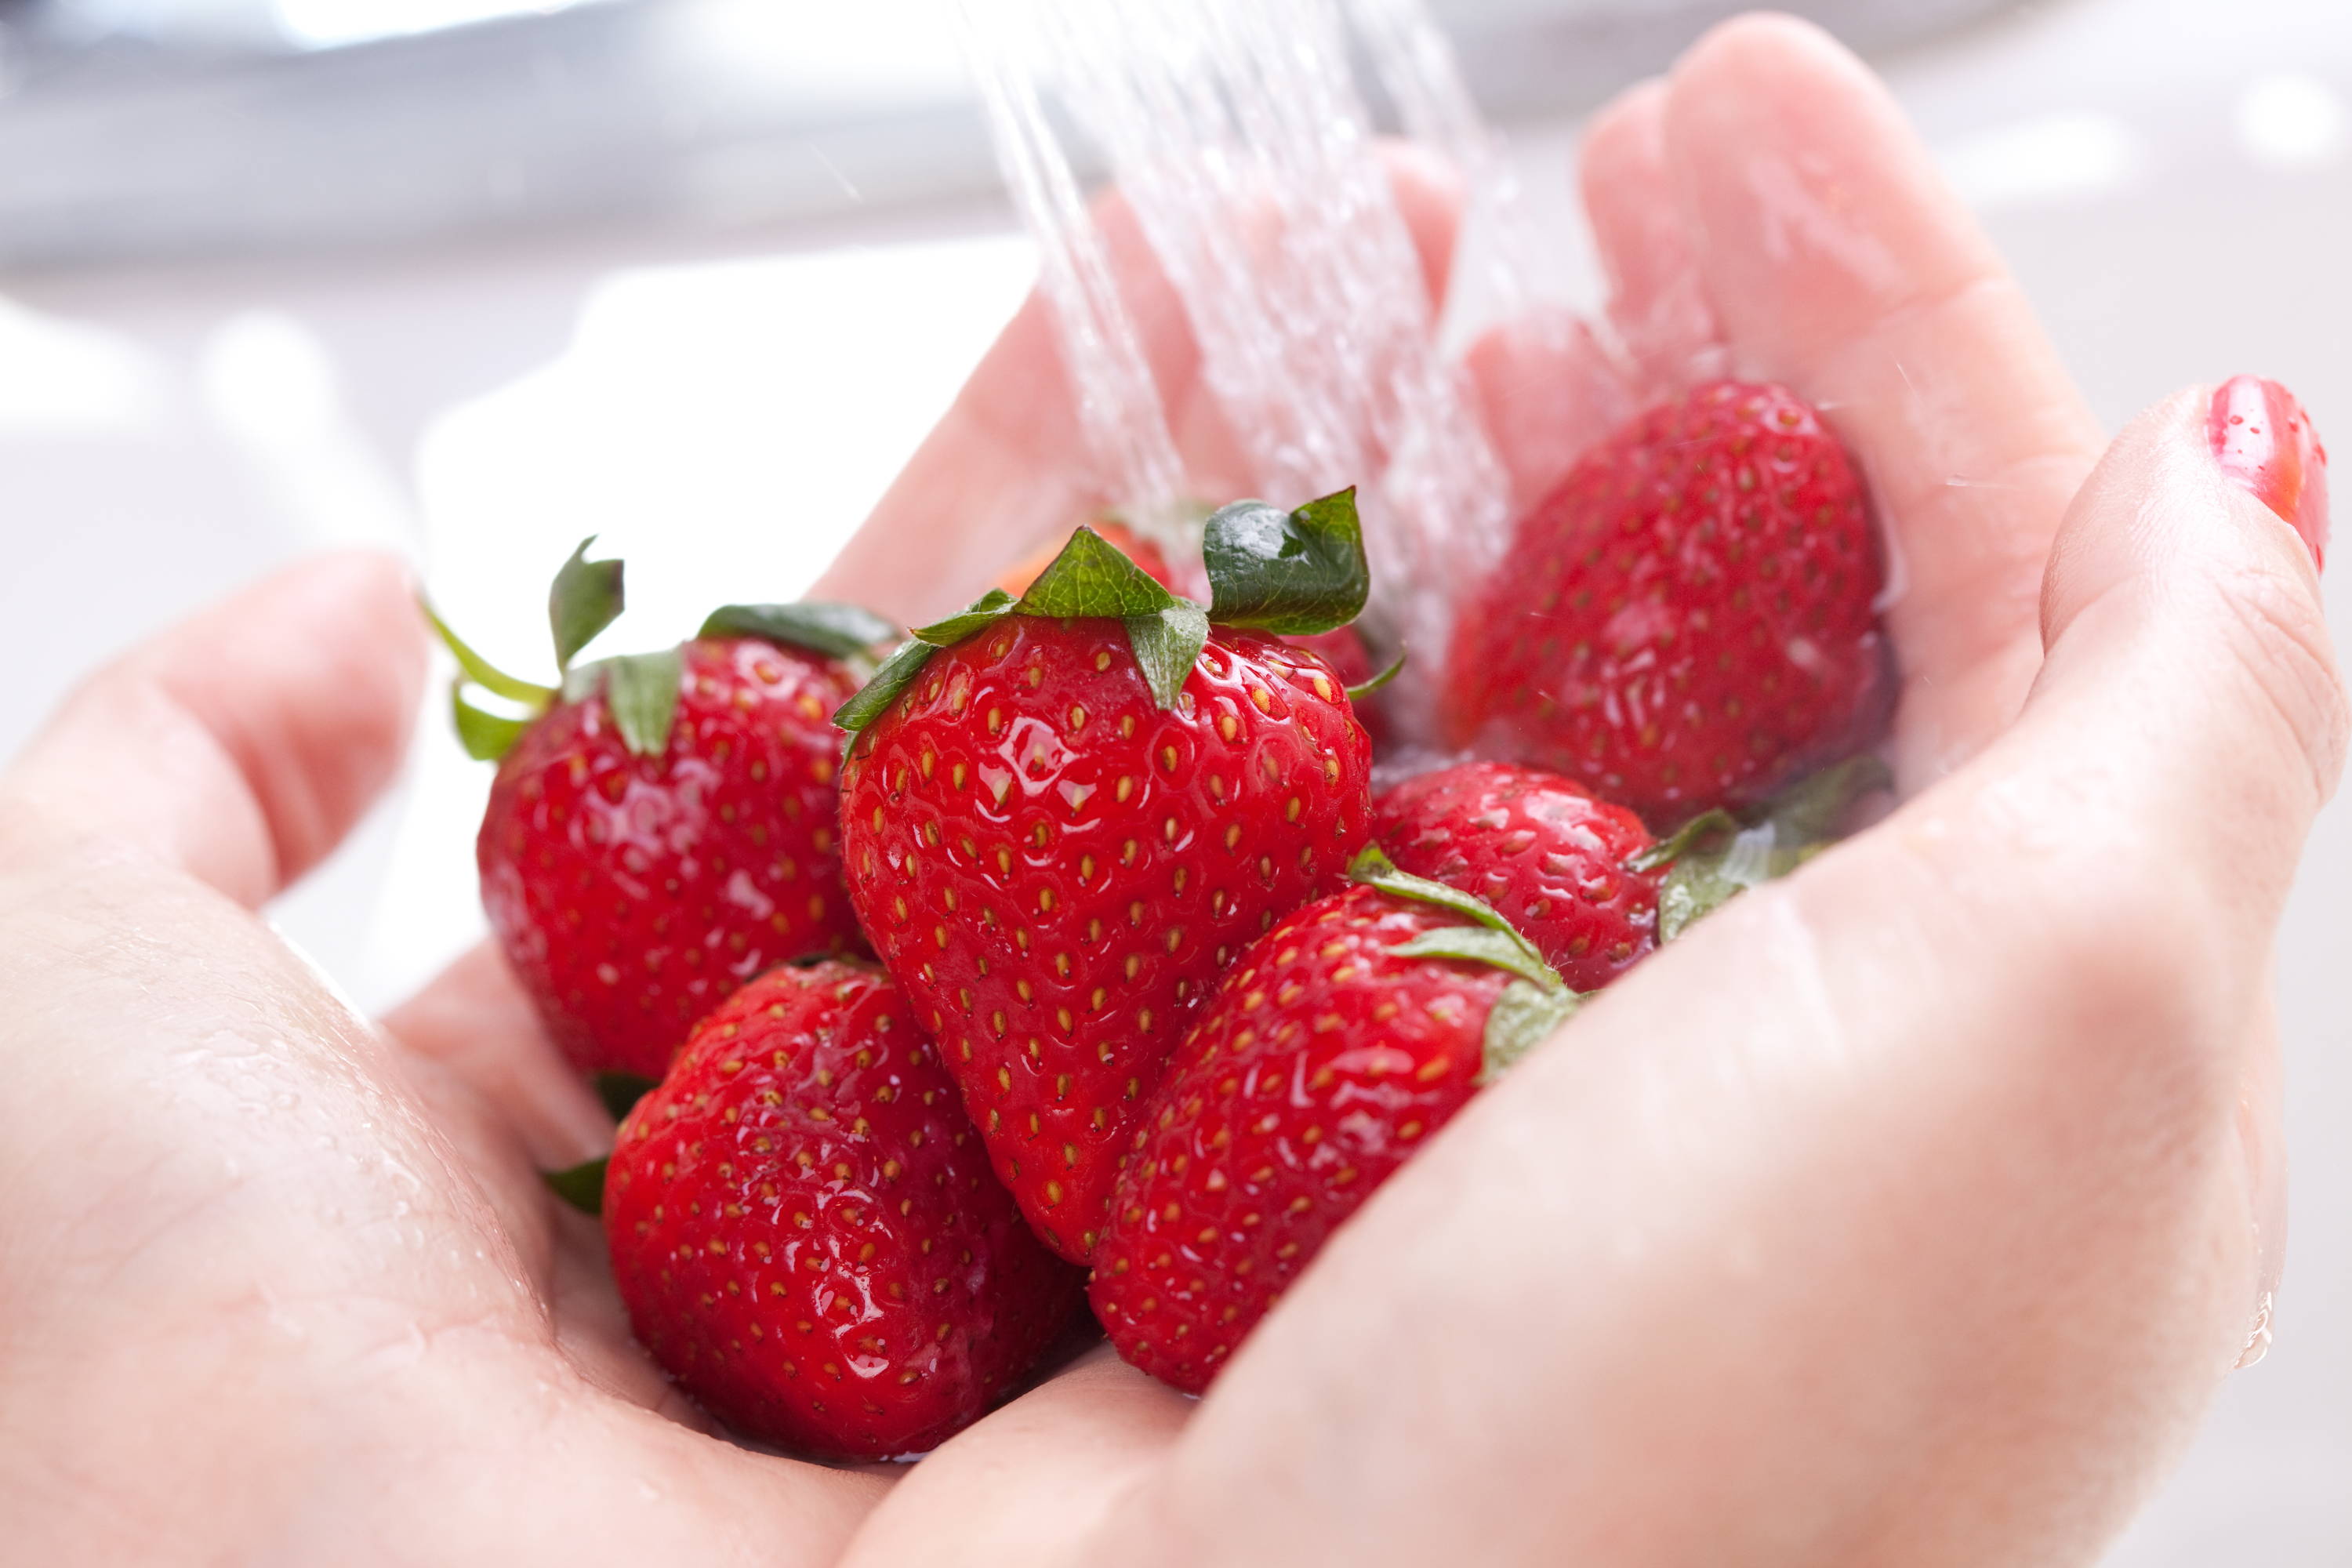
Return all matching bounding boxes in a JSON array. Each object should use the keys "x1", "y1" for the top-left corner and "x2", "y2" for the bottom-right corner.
[{"x1": 422, "y1": 598, "x2": 557, "y2": 708}]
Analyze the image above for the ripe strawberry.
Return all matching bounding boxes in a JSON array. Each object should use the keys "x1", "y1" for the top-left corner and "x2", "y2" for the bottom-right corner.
[
  {"x1": 431, "y1": 541, "x2": 895, "y2": 1081},
  {"x1": 837, "y1": 495, "x2": 1379, "y2": 1261},
  {"x1": 1444, "y1": 380, "x2": 1886, "y2": 824},
  {"x1": 1090, "y1": 849, "x2": 1577, "y2": 1392},
  {"x1": 1371, "y1": 760, "x2": 1659, "y2": 990},
  {"x1": 1290, "y1": 624, "x2": 1393, "y2": 748},
  {"x1": 603, "y1": 960, "x2": 1082, "y2": 1458},
  {"x1": 1001, "y1": 521, "x2": 1394, "y2": 748}
]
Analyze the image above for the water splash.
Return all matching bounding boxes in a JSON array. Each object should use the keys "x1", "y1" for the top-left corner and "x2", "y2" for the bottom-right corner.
[{"x1": 961, "y1": 0, "x2": 1513, "y2": 740}]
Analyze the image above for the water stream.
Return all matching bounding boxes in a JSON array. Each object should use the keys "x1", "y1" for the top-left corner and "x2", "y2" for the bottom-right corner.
[{"x1": 959, "y1": 0, "x2": 1517, "y2": 740}]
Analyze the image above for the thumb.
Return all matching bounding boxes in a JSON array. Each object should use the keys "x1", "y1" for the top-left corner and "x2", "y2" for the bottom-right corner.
[
  {"x1": 2008, "y1": 378, "x2": 2337, "y2": 1319},
  {"x1": 2026, "y1": 378, "x2": 2341, "y2": 923}
]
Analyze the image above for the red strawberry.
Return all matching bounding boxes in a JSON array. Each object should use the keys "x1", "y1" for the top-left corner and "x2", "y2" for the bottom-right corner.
[
  {"x1": 603, "y1": 960, "x2": 1082, "y2": 1458},
  {"x1": 1288, "y1": 624, "x2": 1392, "y2": 749},
  {"x1": 998, "y1": 521, "x2": 1389, "y2": 746},
  {"x1": 1444, "y1": 380, "x2": 1886, "y2": 824},
  {"x1": 432, "y1": 542, "x2": 895, "y2": 1081},
  {"x1": 1371, "y1": 760, "x2": 1658, "y2": 990},
  {"x1": 837, "y1": 498, "x2": 1379, "y2": 1261},
  {"x1": 1090, "y1": 851, "x2": 1575, "y2": 1392}
]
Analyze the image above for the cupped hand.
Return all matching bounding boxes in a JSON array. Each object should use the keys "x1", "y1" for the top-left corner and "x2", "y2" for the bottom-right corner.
[{"x1": 0, "y1": 15, "x2": 2336, "y2": 1568}]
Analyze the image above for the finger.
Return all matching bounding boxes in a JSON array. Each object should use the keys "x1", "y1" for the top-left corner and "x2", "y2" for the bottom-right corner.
[
  {"x1": 1093, "y1": 393, "x2": 2339, "y2": 1566},
  {"x1": 1, "y1": 551, "x2": 426, "y2": 908},
  {"x1": 835, "y1": 1343, "x2": 1191, "y2": 1568},
  {"x1": 1577, "y1": 78, "x2": 1723, "y2": 388},
  {"x1": 2027, "y1": 381, "x2": 2340, "y2": 909},
  {"x1": 383, "y1": 941, "x2": 613, "y2": 1171},
  {"x1": 1461, "y1": 308, "x2": 1635, "y2": 516},
  {"x1": 1965, "y1": 378, "x2": 2336, "y2": 1329},
  {"x1": 811, "y1": 147, "x2": 1466, "y2": 624},
  {"x1": 1658, "y1": 16, "x2": 2106, "y2": 782}
]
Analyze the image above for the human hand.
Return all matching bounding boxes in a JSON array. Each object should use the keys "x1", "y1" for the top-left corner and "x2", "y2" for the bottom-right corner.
[
  {"x1": 0, "y1": 15, "x2": 2335, "y2": 1568},
  {"x1": 825, "y1": 15, "x2": 2339, "y2": 1567},
  {"x1": 0, "y1": 559, "x2": 888, "y2": 1563}
]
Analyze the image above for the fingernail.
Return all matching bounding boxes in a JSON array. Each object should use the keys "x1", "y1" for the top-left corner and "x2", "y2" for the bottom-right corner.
[{"x1": 2210, "y1": 375, "x2": 2330, "y2": 569}]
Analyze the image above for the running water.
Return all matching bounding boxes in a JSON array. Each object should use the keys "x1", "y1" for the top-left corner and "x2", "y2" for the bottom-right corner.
[
  {"x1": 957, "y1": 5, "x2": 1191, "y2": 548},
  {"x1": 958, "y1": 0, "x2": 1515, "y2": 742}
]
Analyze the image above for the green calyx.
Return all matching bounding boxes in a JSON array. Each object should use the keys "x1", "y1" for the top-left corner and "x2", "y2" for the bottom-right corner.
[
  {"x1": 426, "y1": 536, "x2": 897, "y2": 764},
  {"x1": 543, "y1": 1156, "x2": 608, "y2": 1216},
  {"x1": 549, "y1": 538, "x2": 626, "y2": 672},
  {"x1": 832, "y1": 488, "x2": 1371, "y2": 734},
  {"x1": 543, "y1": 1073, "x2": 655, "y2": 1216},
  {"x1": 698, "y1": 601, "x2": 899, "y2": 662},
  {"x1": 1346, "y1": 844, "x2": 1582, "y2": 1086},
  {"x1": 1631, "y1": 753, "x2": 1895, "y2": 941},
  {"x1": 1200, "y1": 488, "x2": 1370, "y2": 634},
  {"x1": 593, "y1": 1071, "x2": 659, "y2": 1121}
]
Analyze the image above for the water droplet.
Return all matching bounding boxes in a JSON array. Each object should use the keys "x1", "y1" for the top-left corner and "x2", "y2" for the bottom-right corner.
[{"x1": 2234, "y1": 1292, "x2": 2274, "y2": 1370}]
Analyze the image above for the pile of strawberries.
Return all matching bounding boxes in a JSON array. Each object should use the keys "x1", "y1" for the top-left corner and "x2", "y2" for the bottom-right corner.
[{"x1": 435, "y1": 379, "x2": 1889, "y2": 1457}]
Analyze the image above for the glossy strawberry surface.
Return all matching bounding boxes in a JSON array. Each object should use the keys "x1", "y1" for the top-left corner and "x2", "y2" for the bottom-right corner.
[
  {"x1": 1372, "y1": 761, "x2": 1658, "y2": 990},
  {"x1": 479, "y1": 637, "x2": 864, "y2": 1080},
  {"x1": 1444, "y1": 380, "x2": 1885, "y2": 824},
  {"x1": 1090, "y1": 884, "x2": 1512, "y2": 1392},
  {"x1": 1288, "y1": 624, "x2": 1387, "y2": 749},
  {"x1": 840, "y1": 618, "x2": 1374, "y2": 1261},
  {"x1": 604, "y1": 962, "x2": 1081, "y2": 1458}
]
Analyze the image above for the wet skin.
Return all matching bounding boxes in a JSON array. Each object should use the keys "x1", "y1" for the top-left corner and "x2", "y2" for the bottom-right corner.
[{"x1": 0, "y1": 16, "x2": 2337, "y2": 1566}]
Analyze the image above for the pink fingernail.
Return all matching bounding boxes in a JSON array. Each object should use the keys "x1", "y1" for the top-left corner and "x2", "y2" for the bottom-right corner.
[{"x1": 2210, "y1": 376, "x2": 2330, "y2": 569}]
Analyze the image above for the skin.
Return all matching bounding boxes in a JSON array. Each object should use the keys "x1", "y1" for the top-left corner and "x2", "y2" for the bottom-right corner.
[{"x1": 0, "y1": 16, "x2": 2336, "y2": 1566}]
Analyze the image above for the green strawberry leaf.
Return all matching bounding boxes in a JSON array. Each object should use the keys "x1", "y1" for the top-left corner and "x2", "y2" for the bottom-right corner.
[
  {"x1": 1626, "y1": 808, "x2": 1740, "y2": 874},
  {"x1": 916, "y1": 588, "x2": 1021, "y2": 646},
  {"x1": 550, "y1": 538, "x2": 627, "y2": 673},
  {"x1": 1649, "y1": 753, "x2": 1895, "y2": 941},
  {"x1": 833, "y1": 638, "x2": 938, "y2": 733},
  {"x1": 835, "y1": 529, "x2": 1221, "y2": 731},
  {"x1": 1345, "y1": 648, "x2": 1406, "y2": 702},
  {"x1": 830, "y1": 589, "x2": 1020, "y2": 735},
  {"x1": 543, "y1": 1156, "x2": 608, "y2": 1216},
  {"x1": 1002, "y1": 530, "x2": 1208, "y2": 710},
  {"x1": 593, "y1": 1071, "x2": 659, "y2": 1122},
  {"x1": 421, "y1": 597, "x2": 555, "y2": 707},
  {"x1": 1769, "y1": 753, "x2": 1894, "y2": 844},
  {"x1": 1019, "y1": 526, "x2": 1185, "y2": 618},
  {"x1": 1349, "y1": 843, "x2": 1564, "y2": 991},
  {"x1": 1124, "y1": 604, "x2": 1212, "y2": 710},
  {"x1": 449, "y1": 680, "x2": 532, "y2": 763},
  {"x1": 596, "y1": 648, "x2": 685, "y2": 758},
  {"x1": 1479, "y1": 978, "x2": 1581, "y2": 1085},
  {"x1": 1352, "y1": 842, "x2": 1582, "y2": 1077},
  {"x1": 1389, "y1": 925, "x2": 1559, "y2": 991},
  {"x1": 1203, "y1": 488, "x2": 1370, "y2": 635},
  {"x1": 697, "y1": 601, "x2": 899, "y2": 660},
  {"x1": 1653, "y1": 822, "x2": 1766, "y2": 942}
]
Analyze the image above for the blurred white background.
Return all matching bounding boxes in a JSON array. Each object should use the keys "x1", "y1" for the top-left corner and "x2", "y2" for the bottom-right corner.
[{"x1": 0, "y1": 0, "x2": 2344, "y2": 1558}]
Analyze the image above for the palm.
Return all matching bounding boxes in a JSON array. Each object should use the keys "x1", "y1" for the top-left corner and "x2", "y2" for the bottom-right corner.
[{"x1": 2, "y1": 18, "x2": 2331, "y2": 1568}]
